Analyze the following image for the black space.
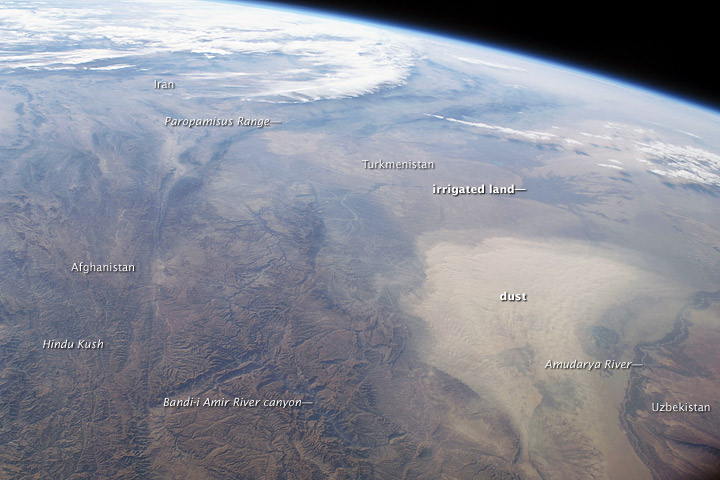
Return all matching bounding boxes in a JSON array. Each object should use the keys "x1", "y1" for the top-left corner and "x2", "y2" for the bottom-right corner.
[{"x1": 247, "y1": 1, "x2": 718, "y2": 112}]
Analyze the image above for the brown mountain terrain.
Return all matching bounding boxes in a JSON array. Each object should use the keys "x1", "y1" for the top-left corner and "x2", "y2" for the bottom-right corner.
[{"x1": 621, "y1": 292, "x2": 720, "y2": 480}]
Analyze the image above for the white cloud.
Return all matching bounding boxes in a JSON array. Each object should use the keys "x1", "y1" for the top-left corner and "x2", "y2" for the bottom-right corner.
[
  {"x1": 88, "y1": 64, "x2": 135, "y2": 71},
  {"x1": 637, "y1": 141, "x2": 720, "y2": 186},
  {"x1": 0, "y1": 0, "x2": 419, "y2": 101},
  {"x1": 563, "y1": 138, "x2": 583, "y2": 146},
  {"x1": 580, "y1": 132, "x2": 613, "y2": 140}
]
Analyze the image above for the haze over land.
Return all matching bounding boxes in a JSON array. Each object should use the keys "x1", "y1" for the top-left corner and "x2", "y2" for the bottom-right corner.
[{"x1": 0, "y1": 1, "x2": 719, "y2": 478}]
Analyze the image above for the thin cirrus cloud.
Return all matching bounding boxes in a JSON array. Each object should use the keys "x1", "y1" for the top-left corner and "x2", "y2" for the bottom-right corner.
[
  {"x1": 425, "y1": 113, "x2": 583, "y2": 147},
  {"x1": 451, "y1": 56, "x2": 528, "y2": 72}
]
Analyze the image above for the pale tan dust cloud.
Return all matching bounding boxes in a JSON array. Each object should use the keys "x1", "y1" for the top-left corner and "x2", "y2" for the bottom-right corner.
[{"x1": 407, "y1": 236, "x2": 688, "y2": 479}]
